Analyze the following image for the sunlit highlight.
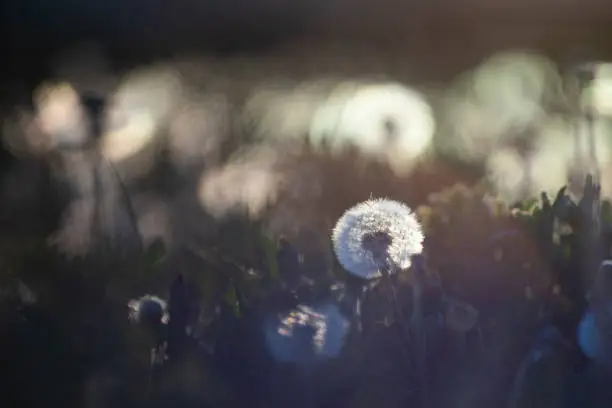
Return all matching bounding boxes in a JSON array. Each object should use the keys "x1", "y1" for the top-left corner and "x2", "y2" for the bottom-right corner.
[
  {"x1": 332, "y1": 198, "x2": 424, "y2": 279},
  {"x1": 486, "y1": 113, "x2": 612, "y2": 203},
  {"x1": 439, "y1": 51, "x2": 559, "y2": 164},
  {"x1": 34, "y1": 82, "x2": 91, "y2": 150},
  {"x1": 582, "y1": 63, "x2": 612, "y2": 116},
  {"x1": 197, "y1": 146, "x2": 291, "y2": 219},
  {"x1": 309, "y1": 81, "x2": 435, "y2": 174},
  {"x1": 264, "y1": 303, "x2": 349, "y2": 364},
  {"x1": 101, "y1": 111, "x2": 156, "y2": 162},
  {"x1": 113, "y1": 66, "x2": 185, "y2": 121},
  {"x1": 101, "y1": 66, "x2": 186, "y2": 181},
  {"x1": 167, "y1": 94, "x2": 231, "y2": 172}
]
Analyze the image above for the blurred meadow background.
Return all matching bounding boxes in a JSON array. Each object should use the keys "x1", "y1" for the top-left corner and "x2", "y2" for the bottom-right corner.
[{"x1": 3, "y1": 1, "x2": 612, "y2": 408}]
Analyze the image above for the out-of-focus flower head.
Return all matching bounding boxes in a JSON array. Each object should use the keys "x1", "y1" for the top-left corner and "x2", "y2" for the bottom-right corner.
[
  {"x1": 34, "y1": 82, "x2": 92, "y2": 150},
  {"x1": 264, "y1": 303, "x2": 349, "y2": 365},
  {"x1": 469, "y1": 51, "x2": 560, "y2": 121},
  {"x1": 2, "y1": 82, "x2": 93, "y2": 157},
  {"x1": 437, "y1": 51, "x2": 560, "y2": 165},
  {"x1": 198, "y1": 145, "x2": 311, "y2": 219},
  {"x1": 577, "y1": 304, "x2": 612, "y2": 367},
  {"x1": 309, "y1": 81, "x2": 435, "y2": 175},
  {"x1": 442, "y1": 295, "x2": 480, "y2": 334},
  {"x1": 486, "y1": 116, "x2": 612, "y2": 203},
  {"x1": 166, "y1": 93, "x2": 231, "y2": 173},
  {"x1": 128, "y1": 295, "x2": 169, "y2": 326},
  {"x1": 331, "y1": 198, "x2": 424, "y2": 280},
  {"x1": 100, "y1": 65, "x2": 185, "y2": 182},
  {"x1": 581, "y1": 62, "x2": 612, "y2": 117},
  {"x1": 576, "y1": 260, "x2": 612, "y2": 367}
]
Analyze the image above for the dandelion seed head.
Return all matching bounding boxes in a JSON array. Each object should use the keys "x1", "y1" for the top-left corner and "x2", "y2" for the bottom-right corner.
[
  {"x1": 127, "y1": 295, "x2": 168, "y2": 326},
  {"x1": 331, "y1": 198, "x2": 424, "y2": 279}
]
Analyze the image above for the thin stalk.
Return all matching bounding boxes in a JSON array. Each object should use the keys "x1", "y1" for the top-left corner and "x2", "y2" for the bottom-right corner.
[
  {"x1": 87, "y1": 95, "x2": 144, "y2": 255},
  {"x1": 146, "y1": 348, "x2": 154, "y2": 399},
  {"x1": 410, "y1": 263, "x2": 428, "y2": 408},
  {"x1": 381, "y1": 265, "x2": 414, "y2": 372},
  {"x1": 302, "y1": 364, "x2": 316, "y2": 408},
  {"x1": 99, "y1": 154, "x2": 145, "y2": 253}
]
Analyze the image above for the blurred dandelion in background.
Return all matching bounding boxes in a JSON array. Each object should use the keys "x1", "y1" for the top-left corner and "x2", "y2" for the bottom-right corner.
[
  {"x1": 534, "y1": 117, "x2": 612, "y2": 198},
  {"x1": 18, "y1": 82, "x2": 101, "y2": 257},
  {"x1": 103, "y1": 65, "x2": 185, "y2": 181},
  {"x1": 485, "y1": 115, "x2": 612, "y2": 202},
  {"x1": 332, "y1": 198, "x2": 424, "y2": 279},
  {"x1": 4, "y1": 80, "x2": 148, "y2": 257},
  {"x1": 469, "y1": 51, "x2": 560, "y2": 124},
  {"x1": 1, "y1": 81, "x2": 94, "y2": 159},
  {"x1": 264, "y1": 303, "x2": 349, "y2": 365},
  {"x1": 166, "y1": 93, "x2": 232, "y2": 174},
  {"x1": 128, "y1": 294, "x2": 169, "y2": 326},
  {"x1": 309, "y1": 81, "x2": 435, "y2": 175},
  {"x1": 34, "y1": 82, "x2": 92, "y2": 150},
  {"x1": 197, "y1": 145, "x2": 307, "y2": 219},
  {"x1": 438, "y1": 94, "x2": 505, "y2": 163},
  {"x1": 100, "y1": 106, "x2": 157, "y2": 181},
  {"x1": 581, "y1": 62, "x2": 612, "y2": 117},
  {"x1": 112, "y1": 65, "x2": 185, "y2": 123},
  {"x1": 437, "y1": 51, "x2": 561, "y2": 164}
]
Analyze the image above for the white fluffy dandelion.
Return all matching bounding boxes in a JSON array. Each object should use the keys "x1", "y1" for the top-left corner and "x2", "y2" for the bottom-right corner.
[{"x1": 331, "y1": 198, "x2": 424, "y2": 280}]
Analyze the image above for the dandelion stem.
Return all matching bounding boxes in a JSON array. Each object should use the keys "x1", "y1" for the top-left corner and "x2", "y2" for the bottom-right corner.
[
  {"x1": 410, "y1": 263, "x2": 429, "y2": 408},
  {"x1": 381, "y1": 264, "x2": 414, "y2": 372}
]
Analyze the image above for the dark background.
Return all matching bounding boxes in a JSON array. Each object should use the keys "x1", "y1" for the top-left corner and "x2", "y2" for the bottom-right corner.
[
  {"x1": 2, "y1": 0, "x2": 612, "y2": 181},
  {"x1": 3, "y1": 0, "x2": 612, "y2": 84}
]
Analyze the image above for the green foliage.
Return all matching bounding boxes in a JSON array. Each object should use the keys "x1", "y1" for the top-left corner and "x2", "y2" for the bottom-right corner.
[
  {"x1": 259, "y1": 233, "x2": 279, "y2": 281},
  {"x1": 3, "y1": 172, "x2": 608, "y2": 408}
]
